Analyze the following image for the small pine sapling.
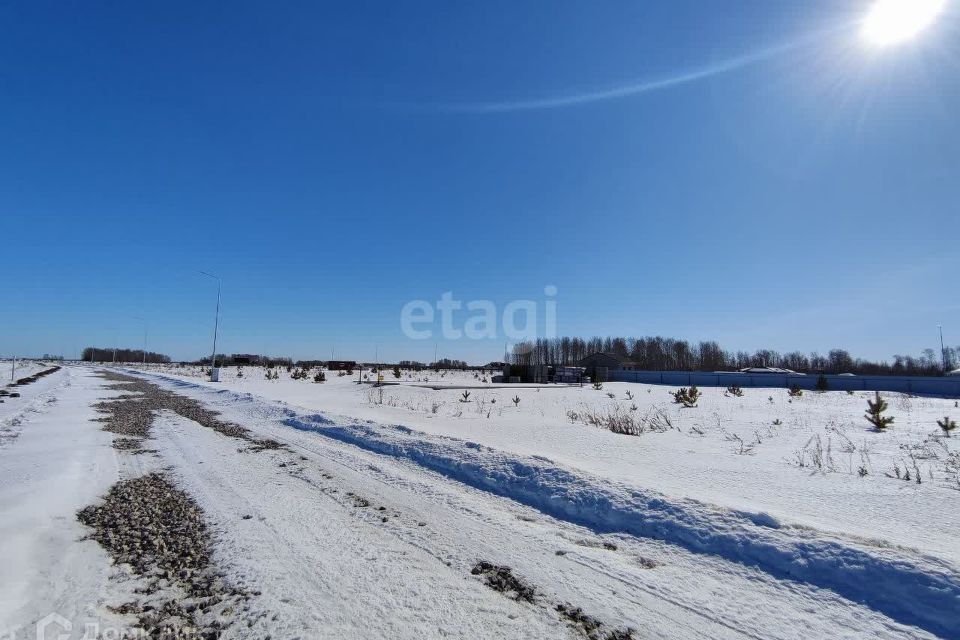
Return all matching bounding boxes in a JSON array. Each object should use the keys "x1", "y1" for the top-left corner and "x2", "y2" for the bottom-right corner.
[
  {"x1": 788, "y1": 385, "x2": 803, "y2": 398},
  {"x1": 672, "y1": 386, "x2": 700, "y2": 408},
  {"x1": 592, "y1": 381, "x2": 604, "y2": 391},
  {"x1": 459, "y1": 390, "x2": 471, "y2": 403},
  {"x1": 815, "y1": 375, "x2": 829, "y2": 392},
  {"x1": 937, "y1": 416, "x2": 957, "y2": 436},
  {"x1": 313, "y1": 371, "x2": 326, "y2": 383},
  {"x1": 393, "y1": 366, "x2": 402, "y2": 379},
  {"x1": 512, "y1": 395, "x2": 520, "y2": 407},
  {"x1": 726, "y1": 385, "x2": 743, "y2": 397},
  {"x1": 865, "y1": 392, "x2": 894, "y2": 430},
  {"x1": 625, "y1": 390, "x2": 633, "y2": 401}
]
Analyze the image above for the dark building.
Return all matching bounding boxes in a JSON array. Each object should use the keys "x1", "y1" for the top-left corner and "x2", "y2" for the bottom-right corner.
[
  {"x1": 577, "y1": 352, "x2": 637, "y2": 382},
  {"x1": 327, "y1": 360, "x2": 357, "y2": 371}
]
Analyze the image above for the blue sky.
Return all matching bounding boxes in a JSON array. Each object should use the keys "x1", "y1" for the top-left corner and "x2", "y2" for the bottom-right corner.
[{"x1": 2, "y1": 1, "x2": 958, "y2": 363}]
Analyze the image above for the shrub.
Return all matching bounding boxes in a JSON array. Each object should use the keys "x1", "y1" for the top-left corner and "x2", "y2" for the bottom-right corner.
[
  {"x1": 815, "y1": 375, "x2": 829, "y2": 392},
  {"x1": 788, "y1": 385, "x2": 803, "y2": 398},
  {"x1": 236, "y1": 367, "x2": 244, "y2": 378},
  {"x1": 592, "y1": 381, "x2": 603, "y2": 391},
  {"x1": 672, "y1": 387, "x2": 700, "y2": 408},
  {"x1": 938, "y1": 416, "x2": 957, "y2": 436},
  {"x1": 313, "y1": 371, "x2": 326, "y2": 383},
  {"x1": 865, "y1": 392, "x2": 894, "y2": 430},
  {"x1": 291, "y1": 368, "x2": 308, "y2": 380},
  {"x1": 726, "y1": 385, "x2": 743, "y2": 397},
  {"x1": 393, "y1": 366, "x2": 401, "y2": 379}
]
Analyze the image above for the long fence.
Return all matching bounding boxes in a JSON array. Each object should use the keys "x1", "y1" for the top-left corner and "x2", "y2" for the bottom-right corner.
[{"x1": 608, "y1": 370, "x2": 960, "y2": 397}]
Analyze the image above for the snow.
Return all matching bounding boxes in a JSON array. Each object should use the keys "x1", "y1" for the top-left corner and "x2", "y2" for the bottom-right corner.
[
  {"x1": 135, "y1": 367, "x2": 960, "y2": 638},
  {"x1": 2, "y1": 364, "x2": 958, "y2": 639},
  {"x1": 0, "y1": 359, "x2": 49, "y2": 386},
  {"x1": 0, "y1": 367, "x2": 121, "y2": 635},
  {"x1": 138, "y1": 364, "x2": 960, "y2": 565}
]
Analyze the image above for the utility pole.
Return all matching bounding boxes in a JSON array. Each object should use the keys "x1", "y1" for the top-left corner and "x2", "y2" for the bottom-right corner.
[
  {"x1": 10, "y1": 356, "x2": 14, "y2": 382},
  {"x1": 939, "y1": 324, "x2": 947, "y2": 372},
  {"x1": 200, "y1": 272, "x2": 221, "y2": 374}
]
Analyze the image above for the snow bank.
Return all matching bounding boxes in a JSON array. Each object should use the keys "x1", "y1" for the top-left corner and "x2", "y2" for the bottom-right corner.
[{"x1": 281, "y1": 413, "x2": 960, "y2": 639}]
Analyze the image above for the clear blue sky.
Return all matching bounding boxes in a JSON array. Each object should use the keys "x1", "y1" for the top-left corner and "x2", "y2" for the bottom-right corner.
[{"x1": 2, "y1": 1, "x2": 958, "y2": 363}]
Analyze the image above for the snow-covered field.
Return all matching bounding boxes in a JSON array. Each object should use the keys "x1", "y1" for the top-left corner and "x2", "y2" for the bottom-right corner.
[
  {"x1": 2, "y1": 362, "x2": 959, "y2": 639},
  {"x1": 0, "y1": 359, "x2": 49, "y2": 384},
  {"x1": 139, "y1": 363, "x2": 960, "y2": 563}
]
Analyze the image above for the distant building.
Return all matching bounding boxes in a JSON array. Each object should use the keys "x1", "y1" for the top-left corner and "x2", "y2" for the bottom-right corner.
[
  {"x1": 327, "y1": 360, "x2": 357, "y2": 371},
  {"x1": 577, "y1": 352, "x2": 636, "y2": 382},
  {"x1": 231, "y1": 354, "x2": 261, "y2": 365}
]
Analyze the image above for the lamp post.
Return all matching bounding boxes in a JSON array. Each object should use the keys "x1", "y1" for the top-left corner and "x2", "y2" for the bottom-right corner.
[
  {"x1": 200, "y1": 271, "x2": 221, "y2": 375},
  {"x1": 133, "y1": 316, "x2": 148, "y2": 366}
]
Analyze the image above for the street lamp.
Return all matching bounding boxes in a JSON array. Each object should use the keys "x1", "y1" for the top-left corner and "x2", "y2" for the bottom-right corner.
[
  {"x1": 199, "y1": 271, "x2": 221, "y2": 376},
  {"x1": 133, "y1": 316, "x2": 148, "y2": 366}
]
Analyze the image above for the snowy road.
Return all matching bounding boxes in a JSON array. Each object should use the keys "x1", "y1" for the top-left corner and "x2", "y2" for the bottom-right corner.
[{"x1": 1, "y1": 366, "x2": 955, "y2": 639}]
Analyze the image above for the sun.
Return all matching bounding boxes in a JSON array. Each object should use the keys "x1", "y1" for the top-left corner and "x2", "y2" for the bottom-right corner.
[{"x1": 861, "y1": 0, "x2": 947, "y2": 46}]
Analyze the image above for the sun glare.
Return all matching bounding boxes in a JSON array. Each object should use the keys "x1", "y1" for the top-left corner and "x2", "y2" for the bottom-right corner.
[{"x1": 861, "y1": 0, "x2": 947, "y2": 46}]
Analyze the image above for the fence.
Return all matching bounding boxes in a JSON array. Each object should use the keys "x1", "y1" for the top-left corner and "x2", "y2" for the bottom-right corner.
[{"x1": 608, "y1": 370, "x2": 960, "y2": 397}]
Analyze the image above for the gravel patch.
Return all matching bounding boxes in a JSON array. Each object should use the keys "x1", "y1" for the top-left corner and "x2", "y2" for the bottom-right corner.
[
  {"x1": 471, "y1": 560, "x2": 635, "y2": 639},
  {"x1": 93, "y1": 371, "x2": 283, "y2": 451},
  {"x1": 471, "y1": 561, "x2": 536, "y2": 603},
  {"x1": 82, "y1": 371, "x2": 274, "y2": 637},
  {"x1": 78, "y1": 473, "x2": 259, "y2": 638}
]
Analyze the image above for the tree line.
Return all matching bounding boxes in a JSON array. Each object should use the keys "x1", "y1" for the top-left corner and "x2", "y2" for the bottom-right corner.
[
  {"x1": 510, "y1": 336, "x2": 958, "y2": 376},
  {"x1": 83, "y1": 347, "x2": 171, "y2": 364}
]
